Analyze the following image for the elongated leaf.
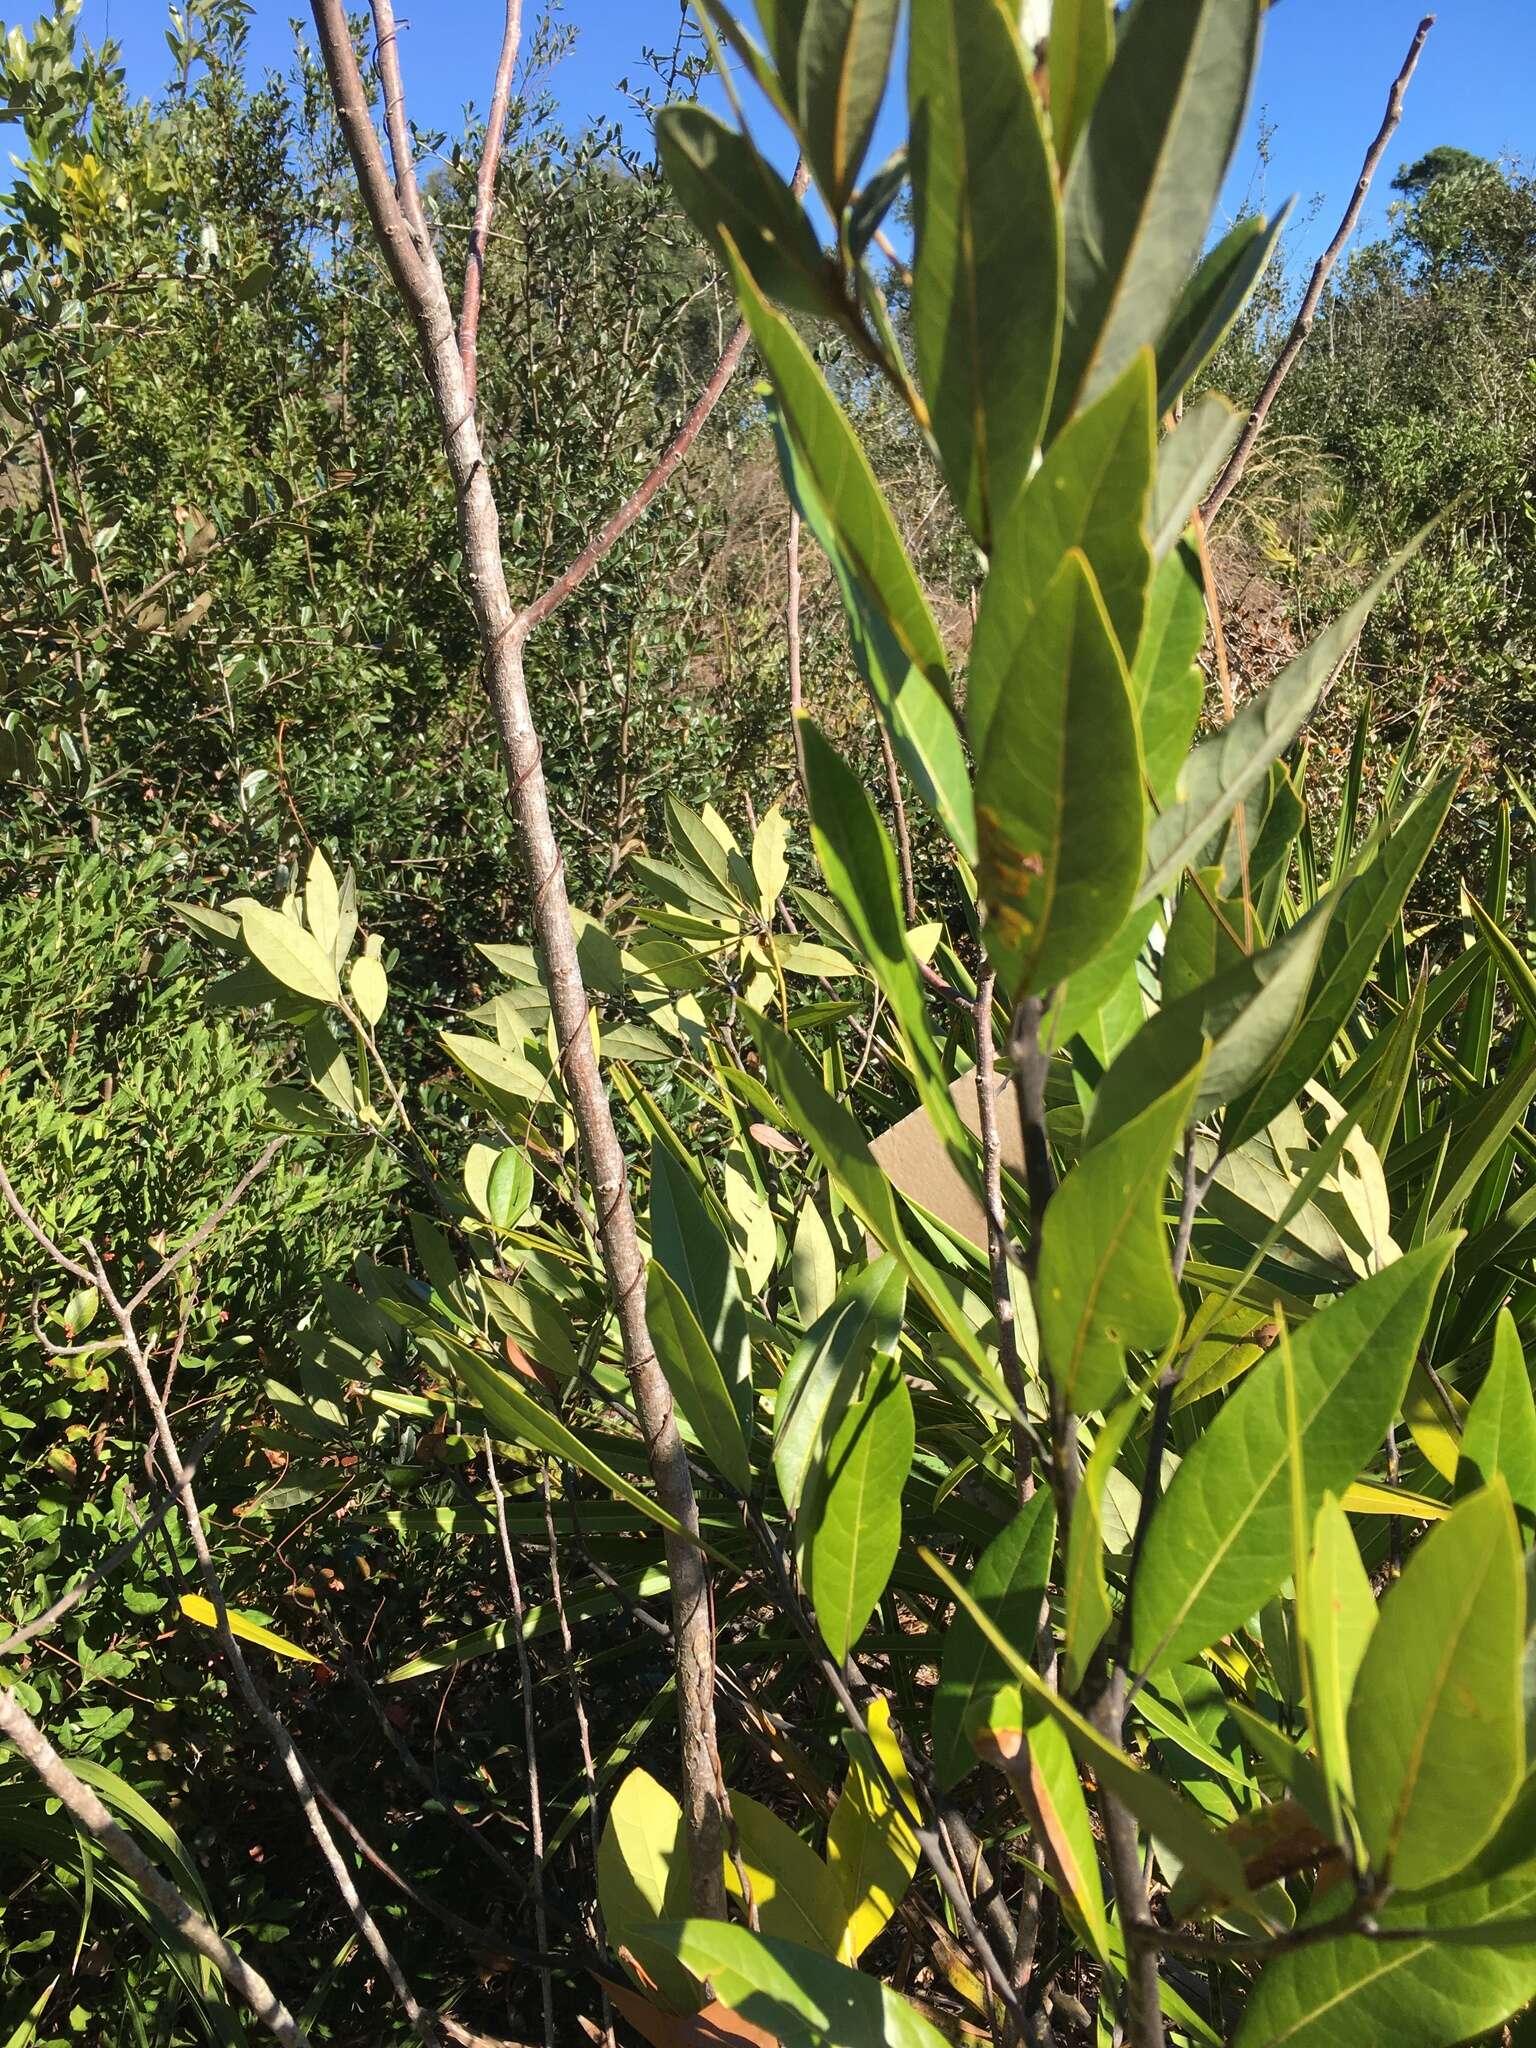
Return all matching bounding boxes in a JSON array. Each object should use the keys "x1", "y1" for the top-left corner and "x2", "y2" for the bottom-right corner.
[
  {"x1": 976, "y1": 550, "x2": 1145, "y2": 997},
  {"x1": 1156, "y1": 204, "x2": 1291, "y2": 413},
  {"x1": 797, "y1": 0, "x2": 899, "y2": 211},
  {"x1": 774, "y1": 1257, "x2": 906, "y2": 1517},
  {"x1": 1234, "y1": 1860, "x2": 1536, "y2": 2048},
  {"x1": 801, "y1": 718, "x2": 969, "y2": 1154},
  {"x1": 598, "y1": 1768, "x2": 699, "y2": 2014},
  {"x1": 1148, "y1": 393, "x2": 1242, "y2": 558},
  {"x1": 663, "y1": 1923, "x2": 947, "y2": 2048},
  {"x1": 727, "y1": 1791, "x2": 845, "y2": 1956},
  {"x1": 179, "y1": 1593, "x2": 320, "y2": 1665},
  {"x1": 1224, "y1": 779, "x2": 1458, "y2": 1150},
  {"x1": 1461, "y1": 1310, "x2": 1536, "y2": 1534},
  {"x1": 440, "y1": 1029, "x2": 547, "y2": 1103},
  {"x1": 647, "y1": 1263, "x2": 751, "y2": 1494},
  {"x1": 1140, "y1": 523, "x2": 1438, "y2": 906},
  {"x1": 1133, "y1": 542, "x2": 1208, "y2": 805},
  {"x1": 1048, "y1": 0, "x2": 1114, "y2": 172},
  {"x1": 799, "y1": 1347, "x2": 914, "y2": 1661},
  {"x1": 650, "y1": 1141, "x2": 751, "y2": 1427},
  {"x1": 1052, "y1": 0, "x2": 1261, "y2": 429},
  {"x1": 932, "y1": 1492, "x2": 1056, "y2": 1791},
  {"x1": 1425, "y1": 1044, "x2": 1536, "y2": 1237},
  {"x1": 1305, "y1": 1492, "x2": 1375, "y2": 1832},
  {"x1": 969, "y1": 350, "x2": 1156, "y2": 754},
  {"x1": 826, "y1": 1696, "x2": 921, "y2": 1960},
  {"x1": 908, "y1": 0, "x2": 1061, "y2": 542},
  {"x1": 970, "y1": 1685, "x2": 1109, "y2": 1961},
  {"x1": 922, "y1": 1547, "x2": 1250, "y2": 1906},
  {"x1": 1133, "y1": 1240, "x2": 1459, "y2": 1672},
  {"x1": 738, "y1": 263, "x2": 975, "y2": 858},
  {"x1": 657, "y1": 105, "x2": 836, "y2": 315},
  {"x1": 1349, "y1": 1480, "x2": 1524, "y2": 1891},
  {"x1": 1040, "y1": 1050, "x2": 1203, "y2": 1414},
  {"x1": 241, "y1": 902, "x2": 338, "y2": 1005},
  {"x1": 1088, "y1": 899, "x2": 1335, "y2": 1147},
  {"x1": 1063, "y1": 1396, "x2": 1141, "y2": 1689},
  {"x1": 444, "y1": 1336, "x2": 697, "y2": 1549}
]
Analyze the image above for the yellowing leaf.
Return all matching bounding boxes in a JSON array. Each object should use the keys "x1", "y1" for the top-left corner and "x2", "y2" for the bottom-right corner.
[
  {"x1": 241, "y1": 902, "x2": 339, "y2": 1005},
  {"x1": 826, "y1": 1697, "x2": 921, "y2": 1961},
  {"x1": 178, "y1": 1592, "x2": 321, "y2": 1665}
]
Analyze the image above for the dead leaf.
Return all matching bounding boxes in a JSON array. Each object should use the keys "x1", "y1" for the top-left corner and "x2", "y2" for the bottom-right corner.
[{"x1": 600, "y1": 1979, "x2": 779, "y2": 2048}]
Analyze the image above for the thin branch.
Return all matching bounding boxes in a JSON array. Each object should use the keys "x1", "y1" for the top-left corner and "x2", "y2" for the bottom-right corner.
[
  {"x1": 312, "y1": 0, "x2": 728, "y2": 1920},
  {"x1": 1201, "y1": 16, "x2": 1435, "y2": 525},
  {"x1": 459, "y1": 0, "x2": 525, "y2": 405},
  {"x1": 371, "y1": 0, "x2": 432, "y2": 249},
  {"x1": 878, "y1": 720, "x2": 919, "y2": 925},
  {"x1": 0, "y1": 1686, "x2": 311, "y2": 2048},
  {"x1": 0, "y1": 1158, "x2": 96, "y2": 1287},
  {"x1": 122, "y1": 1138, "x2": 286, "y2": 1315},
  {"x1": 485, "y1": 1438, "x2": 554, "y2": 2048}
]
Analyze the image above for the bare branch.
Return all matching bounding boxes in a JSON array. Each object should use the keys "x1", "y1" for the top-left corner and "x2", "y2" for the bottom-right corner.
[
  {"x1": 786, "y1": 507, "x2": 807, "y2": 805},
  {"x1": 972, "y1": 973, "x2": 1040, "y2": 1503},
  {"x1": 877, "y1": 720, "x2": 918, "y2": 926},
  {"x1": 371, "y1": 0, "x2": 432, "y2": 249},
  {"x1": 310, "y1": 0, "x2": 728, "y2": 1920},
  {"x1": 0, "y1": 1686, "x2": 311, "y2": 2047},
  {"x1": 1202, "y1": 17, "x2": 1435, "y2": 525},
  {"x1": 123, "y1": 1138, "x2": 286, "y2": 1316},
  {"x1": 485, "y1": 1439, "x2": 554, "y2": 2048},
  {"x1": 459, "y1": 0, "x2": 525, "y2": 406},
  {"x1": 0, "y1": 1157, "x2": 96, "y2": 1287}
]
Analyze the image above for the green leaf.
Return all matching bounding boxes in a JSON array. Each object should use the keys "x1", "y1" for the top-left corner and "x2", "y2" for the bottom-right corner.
[
  {"x1": 1088, "y1": 899, "x2": 1336, "y2": 1147},
  {"x1": 443, "y1": 1335, "x2": 702, "y2": 1552},
  {"x1": 1052, "y1": 0, "x2": 1261, "y2": 430},
  {"x1": 1461, "y1": 1310, "x2": 1536, "y2": 1535},
  {"x1": 976, "y1": 550, "x2": 1145, "y2": 998},
  {"x1": 1349, "y1": 1480, "x2": 1524, "y2": 1891},
  {"x1": 649, "y1": 1141, "x2": 751, "y2": 1430},
  {"x1": 1132, "y1": 542, "x2": 1208, "y2": 805},
  {"x1": 907, "y1": 0, "x2": 1062, "y2": 544},
  {"x1": 1039, "y1": 1048, "x2": 1203, "y2": 1415},
  {"x1": 646, "y1": 1262, "x2": 752, "y2": 1494},
  {"x1": 1156, "y1": 204, "x2": 1291, "y2": 414},
  {"x1": 1063, "y1": 1397, "x2": 1142, "y2": 1691},
  {"x1": 932, "y1": 1491, "x2": 1056, "y2": 1791},
  {"x1": 304, "y1": 846, "x2": 339, "y2": 958},
  {"x1": 1047, "y1": 0, "x2": 1114, "y2": 173},
  {"x1": 656, "y1": 104, "x2": 836, "y2": 315},
  {"x1": 1233, "y1": 1861, "x2": 1536, "y2": 2048},
  {"x1": 1424, "y1": 1042, "x2": 1536, "y2": 1239},
  {"x1": 969, "y1": 349, "x2": 1156, "y2": 754},
  {"x1": 727, "y1": 1791, "x2": 845, "y2": 1956},
  {"x1": 662, "y1": 1923, "x2": 948, "y2": 2048},
  {"x1": 801, "y1": 718, "x2": 969, "y2": 1156},
  {"x1": 1140, "y1": 522, "x2": 1439, "y2": 907},
  {"x1": 440, "y1": 1030, "x2": 546, "y2": 1103},
  {"x1": 1304, "y1": 1492, "x2": 1376, "y2": 1829},
  {"x1": 1224, "y1": 779, "x2": 1458, "y2": 1150},
  {"x1": 775, "y1": 1256, "x2": 905, "y2": 1517},
  {"x1": 734, "y1": 250, "x2": 975, "y2": 860},
  {"x1": 241, "y1": 902, "x2": 339, "y2": 1005},
  {"x1": 1148, "y1": 393, "x2": 1243, "y2": 558},
  {"x1": 1133, "y1": 1239, "x2": 1459, "y2": 1672},
  {"x1": 797, "y1": 0, "x2": 899, "y2": 212},
  {"x1": 922, "y1": 1547, "x2": 1250, "y2": 1907},
  {"x1": 799, "y1": 1344, "x2": 914, "y2": 1662},
  {"x1": 826, "y1": 1696, "x2": 921, "y2": 1960},
  {"x1": 486, "y1": 1146, "x2": 533, "y2": 1229}
]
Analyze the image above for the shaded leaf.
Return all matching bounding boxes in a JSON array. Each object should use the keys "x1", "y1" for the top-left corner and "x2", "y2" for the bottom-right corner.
[
  {"x1": 826, "y1": 1697, "x2": 921, "y2": 1961},
  {"x1": 933, "y1": 1491, "x2": 1056, "y2": 1790}
]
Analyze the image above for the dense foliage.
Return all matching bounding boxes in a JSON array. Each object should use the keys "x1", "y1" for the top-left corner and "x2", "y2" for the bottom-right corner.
[{"x1": 5, "y1": 4, "x2": 1536, "y2": 2048}]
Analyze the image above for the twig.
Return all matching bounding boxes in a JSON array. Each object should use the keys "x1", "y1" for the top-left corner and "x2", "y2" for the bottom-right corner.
[
  {"x1": 122, "y1": 1138, "x2": 286, "y2": 1315},
  {"x1": 878, "y1": 721, "x2": 919, "y2": 925},
  {"x1": 485, "y1": 1438, "x2": 554, "y2": 2048},
  {"x1": 1201, "y1": 17, "x2": 1435, "y2": 525},
  {"x1": 0, "y1": 1686, "x2": 311, "y2": 2047},
  {"x1": 0, "y1": 1158, "x2": 96, "y2": 1287},
  {"x1": 540, "y1": 1470, "x2": 616, "y2": 2048},
  {"x1": 459, "y1": 0, "x2": 524, "y2": 406}
]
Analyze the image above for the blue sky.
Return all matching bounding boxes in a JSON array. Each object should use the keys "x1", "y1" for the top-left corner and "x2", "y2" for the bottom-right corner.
[{"x1": 64, "y1": 0, "x2": 1536, "y2": 270}]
